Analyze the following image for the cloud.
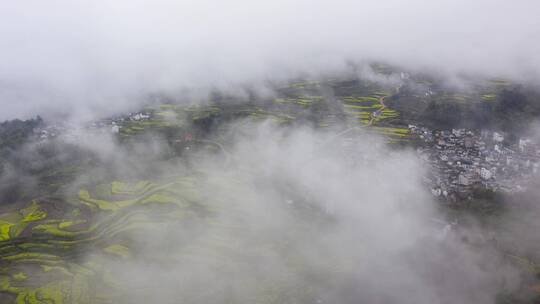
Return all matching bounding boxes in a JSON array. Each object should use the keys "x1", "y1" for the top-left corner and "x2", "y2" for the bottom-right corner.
[
  {"x1": 0, "y1": 0, "x2": 539, "y2": 119},
  {"x1": 0, "y1": 118, "x2": 533, "y2": 302},
  {"x1": 68, "y1": 122, "x2": 519, "y2": 303}
]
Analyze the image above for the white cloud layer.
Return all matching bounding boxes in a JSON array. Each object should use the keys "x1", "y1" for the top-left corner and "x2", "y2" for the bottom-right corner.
[{"x1": 0, "y1": 0, "x2": 539, "y2": 119}]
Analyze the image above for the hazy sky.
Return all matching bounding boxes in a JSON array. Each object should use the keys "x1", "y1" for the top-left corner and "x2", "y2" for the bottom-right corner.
[{"x1": 0, "y1": 0, "x2": 539, "y2": 119}]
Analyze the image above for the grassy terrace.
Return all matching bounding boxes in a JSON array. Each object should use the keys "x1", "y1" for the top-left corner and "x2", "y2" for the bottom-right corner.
[
  {"x1": 0, "y1": 86, "x2": 415, "y2": 300},
  {"x1": 0, "y1": 201, "x2": 47, "y2": 242},
  {"x1": 274, "y1": 96, "x2": 324, "y2": 107},
  {"x1": 271, "y1": 83, "x2": 411, "y2": 141},
  {"x1": 340, "y1": 93, "x2": 411, "y2": 140},
  {"x1": 481, "y1": 94, "x2": 497, "y2": 101},
  {"x1": 118, "y1": 103, "x2": 301, "y2": 139},
  {"x1": 115, "y1": 79, "x2": 412, "y2": 142},
  {"x1": 0, "y1": 177, "x2": 208, "y2": 303},
  {"x1": 0, "y1": 172, "x2": 331, "y2": 303},
  {"x1": 1, "y1": 84, "x2": 538, "y2": 302}
]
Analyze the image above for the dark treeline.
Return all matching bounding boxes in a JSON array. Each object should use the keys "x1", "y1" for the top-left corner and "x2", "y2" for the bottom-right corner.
[
  {"x1": 0, "y1": 116, "x2": 43, "y2": 157},
  {"x1": 409, "y1": 86, "x2": 540, "y2": 135}
]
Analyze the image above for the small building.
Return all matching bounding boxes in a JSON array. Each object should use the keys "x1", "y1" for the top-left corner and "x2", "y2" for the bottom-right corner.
[
  {"x1": 519, "y1": 138, "x2": 532, "y2": 152},
  {"x1": 480, "y1": 168, "x2": 492, "y2": 180},
  {"x1": 493, "y1": 132, "x2": 504, "y2": 143},
  {"x1": 452, "y1": 129, "x2": 464, "y2": 137},
  {"x1": 464, "y1": 136, "x2": 474, "y2": 148},
  {"x1": 458, "y1": 173, "x2": 471, "y2": 186}
]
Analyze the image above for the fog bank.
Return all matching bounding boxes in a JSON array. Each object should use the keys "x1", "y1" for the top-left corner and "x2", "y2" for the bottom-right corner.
[
  {"x1": 1, "y1": 0, "x2": 539, "y2": 119},
  {"x1": 84, "y1": 123, "x2": 521, "y2": 303}
]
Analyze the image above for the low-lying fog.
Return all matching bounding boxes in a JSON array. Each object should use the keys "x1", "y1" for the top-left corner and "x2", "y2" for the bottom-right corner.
[{"x1": 69, "y1": 122, "x2": 528, "y2": 304}]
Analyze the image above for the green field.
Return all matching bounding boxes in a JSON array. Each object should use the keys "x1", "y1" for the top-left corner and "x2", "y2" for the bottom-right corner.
[{"x1": 0, "y1": 177, "x2": 208, "y2": 303}]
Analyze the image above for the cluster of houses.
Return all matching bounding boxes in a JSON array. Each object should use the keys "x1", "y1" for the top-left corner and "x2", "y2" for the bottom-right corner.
[
  {"x1": 34, "y1": 112, "x2": 152, "y2": 140},
  {"x1": 109, "y1": 112, "x2": 151, "y2": 134},
  {"x1": 30, "y1": 108, "x2": 540, "y2": 205},
  {"x1": 409, "y1": 125, "x2": 540, "y2": 201}
]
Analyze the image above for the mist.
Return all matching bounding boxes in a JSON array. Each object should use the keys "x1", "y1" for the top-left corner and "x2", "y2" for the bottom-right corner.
[
  {"x1": 1, "y1": 0, "x2": 540, "y2": 120},
  {"x1": 49, "y1": 122, "x2": 520, "y2": 304},
  {"x1": 1, "y1": 1, "x2": 540, "y2": 302}
]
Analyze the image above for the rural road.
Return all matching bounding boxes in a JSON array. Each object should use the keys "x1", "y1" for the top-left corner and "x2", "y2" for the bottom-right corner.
[{"x1": 368, "y1": 94, "x2": 388, "y2": 126}]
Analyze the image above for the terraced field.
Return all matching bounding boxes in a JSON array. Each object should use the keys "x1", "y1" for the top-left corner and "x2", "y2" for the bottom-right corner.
[
  {"x1": 119, "y1": 103, "x2": 303, "y2": 140},
  {"x1": 118, "y1": 104, "x2": 221, "y2": 136},
  {"x1": 340, "y1": 92, "x2": 411, "y2": 141},
  {"x1": 0, "y1": 177, "x2": 209, "y2": 303},
  {"x1": 274, "y1": 96, "x2": 324, "y2": 107},
  {"x1": 0, "y1": 87, "x2": 415, "y2": 302},
  {"x1": 271, "y1": 81, "x2": 412, "y2": 140},
  {"x1": 0, "y1": 171, "x2": 331, "y2": 303},
  {"x1": 116, "y1": 78, "x2": 413, "y2": 143}
]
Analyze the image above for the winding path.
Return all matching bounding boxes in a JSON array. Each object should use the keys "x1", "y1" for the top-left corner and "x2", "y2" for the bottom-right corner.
[
  {"x1": 368, "y1": 95, "x2": 388, "y2": 126},
  {"x1": 321, "y1": 84, "x2": 403, "y2": 147}
]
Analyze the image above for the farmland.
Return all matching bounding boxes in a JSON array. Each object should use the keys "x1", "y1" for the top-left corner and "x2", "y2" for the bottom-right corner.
[{"x1": 1, "y1": 74, "x2": 539, "y2": 303}]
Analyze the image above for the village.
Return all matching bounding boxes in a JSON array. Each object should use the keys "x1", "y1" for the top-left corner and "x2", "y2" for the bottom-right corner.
[
  {"x1": 33, "y1": 111, "x2": 151, "y2": 141},
  {"x1": 30, "y1": 107, "x2": 540, "y2": 205},
  {"x1": 409, "y1": 125, "x2": 540, "y2": 201}
]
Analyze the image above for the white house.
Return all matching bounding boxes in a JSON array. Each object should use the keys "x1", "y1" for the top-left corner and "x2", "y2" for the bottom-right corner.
[
  {"x1": 519, "y1": 138, "x2": 532, "y2": 152},
  {"x1": 493, "y1": 132, "x2": 505, "y2": 143},
  {"x1": 480, "y1": 168, "x2": 492, "y2": 180},
  {"x1": 458, "y1": 173, "x2": 471, "y2": 186}
]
